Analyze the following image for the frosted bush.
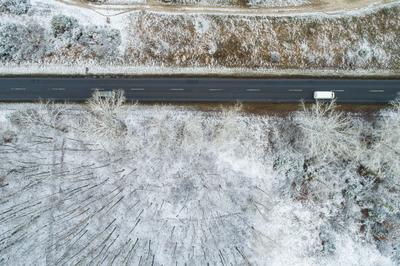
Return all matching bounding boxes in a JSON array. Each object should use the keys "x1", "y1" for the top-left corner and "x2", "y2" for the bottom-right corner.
[
  {"x1": 270, "y1": 101, "x2": 362, "y2": 206},
  {"x1": 7, "y1": 102, "x2": 66, "y2": 132},
  {"x1": 0, "y1": 0, "x2": 30, "y2": 15},
  {"x1": 355, "y1": 99, "x2": 400, "y2": 263},
  {"x1": 0, "y1": 13, "x2": 121, "y2": 64},
  {"x1": 51, "y1": 15, "x2": 79, "y2": 37},
  {"x1": 49, "y1": 15, "x2": 122, "y2": 62},
  {"x1": 1, "y1": 129, "x2": 16, "y2": 143},
  {"x1": 368, "y1": 99, "x2": 400, "y2": 178},
  {"x1": 345, "y1": 40, "x2": 389, "y2": 69},
  {"x1": 270, "y1": 51, "x2": 281, "y2": 63},
  {"x1": 0, "y1": 22, "x2": 47, "y2": 63},
  {"x1": 78, "y1": 26, "x2": 121, "y2": 60}
]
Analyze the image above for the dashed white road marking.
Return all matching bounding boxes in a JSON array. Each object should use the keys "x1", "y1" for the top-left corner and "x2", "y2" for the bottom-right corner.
[
  {"x1": 288, "y1": 89, "x2": 303, "y2": 92},
  {"x1": 246, "y1": 89, "x2": 260, "y2": 92},
  {"x1": 51, "y1": 88, "x2": 66, "y2": 91},
  {"x1": 130, "y1": 88, "x2": 145, "y2": 91},
  {"x1": 369, "y1": 89, "x2": 384, "y2": 93},
  {"x1": 170, "y1": 88, "x2": 184, "y2": 91},
  {"x1": 208, "y1": 89, "x2": 223, "y2": 91},
  {"x1": 91, "y1": 88, "x2": 104, "y2": 91},
  {"x1": 332, "y1": 89, "x2": 344, "y2": 92},
  {"x1": 10, "y1": 88, "x2": 26, "y2": 91}
]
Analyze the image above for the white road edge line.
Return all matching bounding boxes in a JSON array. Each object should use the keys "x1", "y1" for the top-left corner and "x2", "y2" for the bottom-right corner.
[
  {"x1": 288, "y1": 89, "x2": 303, "y2": 92},
  {"x1": 246, "y1": 89, "x2": 260, "y2": 92},
  {"x1": 369, "y1": 89, "x2": 384, "y2": 93},
  {"x1": 10, "y1": 88, "x2": 26, "y2": 91}
]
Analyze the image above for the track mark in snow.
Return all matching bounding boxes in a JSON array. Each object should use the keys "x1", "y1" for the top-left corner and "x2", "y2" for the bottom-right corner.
[{"x1": 1, "y1": 101, "x2": 398, "y2": 265}]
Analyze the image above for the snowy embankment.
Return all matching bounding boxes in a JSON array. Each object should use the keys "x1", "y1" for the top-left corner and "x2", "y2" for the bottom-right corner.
[
  {"x1": 0, "y1": 64, "x2": 397, "y2": 77},
  {"x1": 0, "y1": 0, "x2": 399, "y2": 76},
  {"x1": 0, "y1": 93, "x2": 399, "y2": 265}
]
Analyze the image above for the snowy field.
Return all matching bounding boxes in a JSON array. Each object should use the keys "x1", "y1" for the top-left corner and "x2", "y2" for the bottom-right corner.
[
  {"x1": 0, "y1": 0, "x2": 399, "y2": 76},
  {"x1": 0, "y1": 93, "x2": 399, "y2": 265}
]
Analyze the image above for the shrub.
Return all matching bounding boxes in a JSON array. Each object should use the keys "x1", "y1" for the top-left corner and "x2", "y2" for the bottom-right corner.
[
  {"x1": 51, "y1": 15, "x2": 79, "y2": 37},
  {"x1": 77, "y1": 26, "x2": 121, "y2": 60},
  {"x1": 0, "y1": 0, "x2": 30, "y2": 15},
  {"x1": 1, "y1": 129, "x2": 16, "y2": 143},
  {"x1": 270, "y1": 51, "x2": 280, "y2": 63},
  {"x1": 0, "y1": 22, "x2": 47, "y2": 62},
  {"x1": 7, "y1": 102, "x2": 66, "y2": 131}
]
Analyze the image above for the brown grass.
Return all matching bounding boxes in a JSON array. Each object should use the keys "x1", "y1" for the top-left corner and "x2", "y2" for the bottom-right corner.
[{"x1": 136, "y1": 102, "x2": 388, "y2": 116}]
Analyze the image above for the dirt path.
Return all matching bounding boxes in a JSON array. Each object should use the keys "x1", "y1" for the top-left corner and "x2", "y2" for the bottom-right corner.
[{"x1": 58, "y1": 0, "x2": 397, "y2": 17}]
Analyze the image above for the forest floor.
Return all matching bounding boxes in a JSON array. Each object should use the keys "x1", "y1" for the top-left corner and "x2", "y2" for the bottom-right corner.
[{"x1": 0, "y1": 95, "x2": 399, "y2": 265}]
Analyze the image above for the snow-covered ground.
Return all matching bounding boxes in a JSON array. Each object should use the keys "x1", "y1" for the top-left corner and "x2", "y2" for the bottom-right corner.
[
  {"x1": 0, "y1": 94, "x2": 399, "y2": 265},
  {"x1": 0, "y1": 64, "x2": 397, "y2": 77},
  {"x1": 0, "y1": 0, "x2": 399, "y2": 76}
]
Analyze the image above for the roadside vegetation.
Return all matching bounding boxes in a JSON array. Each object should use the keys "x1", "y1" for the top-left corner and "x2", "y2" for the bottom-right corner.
[
  {"x1": 0, "y1": 94, "x2": 399, "y2": 264},
  {"x1": 0, "y1": 0, "x2": 399, "y2": 74},
  {"x1": 0, "y1": 10, "x2": 121, "y2": 64},
  {"x1": 0, "y1": 0, "x2": 29, "y2": 14},
  {"x1": 125, "y1": 5, "x2": 400, "y2": 70}
]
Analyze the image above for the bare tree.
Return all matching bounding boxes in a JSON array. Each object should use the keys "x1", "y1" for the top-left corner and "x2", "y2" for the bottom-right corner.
[
  {"x1": 293, "y1": 100, "x2": 360, "y2": 161},
  {"x1": 8, "y1": 101, "x2": 67, "y2": 132},
  {"x1": 367, "y1": 98, "x2": 400, "y2": 178},
  {"x1": 83, "y1": 89, "x2": 127, "y2": 139}
]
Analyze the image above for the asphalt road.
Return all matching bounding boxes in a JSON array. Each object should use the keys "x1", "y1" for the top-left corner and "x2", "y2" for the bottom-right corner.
[{"x1": 0, "y1": 77, "x2": 399, "y2": 103}]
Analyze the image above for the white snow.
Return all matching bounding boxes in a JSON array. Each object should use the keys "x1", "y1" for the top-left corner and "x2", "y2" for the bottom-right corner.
[
  {"x1": 0, "y1": 64, "x2": 397, "y2": 77},
  {"x1": 0, "y1": 98, "x2": 399, "y2": 265}
]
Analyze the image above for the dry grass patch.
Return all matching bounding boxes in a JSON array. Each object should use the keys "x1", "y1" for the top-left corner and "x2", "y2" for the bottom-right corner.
[{"x1": 125, "y1": 5, "x2": 400, "y2": 71}]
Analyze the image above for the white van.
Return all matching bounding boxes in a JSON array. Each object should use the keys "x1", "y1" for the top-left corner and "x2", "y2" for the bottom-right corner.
[{"x1": 313, "y1": 91, "x2": 335, "y2": 100}]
